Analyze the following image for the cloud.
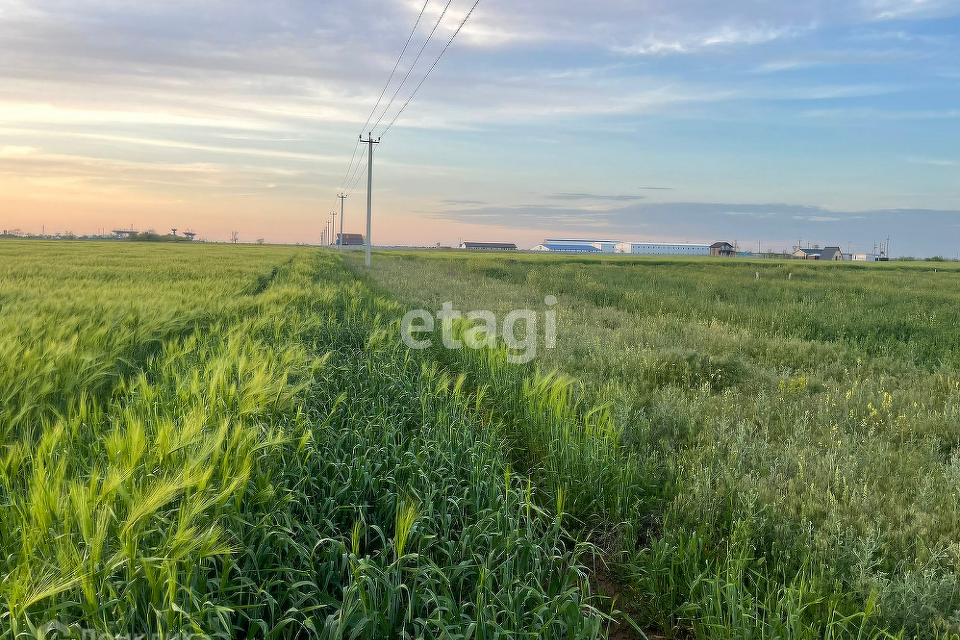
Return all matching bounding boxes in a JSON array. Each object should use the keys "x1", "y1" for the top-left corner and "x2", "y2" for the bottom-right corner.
[
  {"x1": 725, "y1": 210, "x2": 778, "y2": 217},
  {"x1": 441, "y1": 199, "x2": 488, "y2": 206},
  {"x1": 803, "y1": 107, "x2": 960, "y2": 120},
  {"x1": 908, "y1": 157, "x2": 958, "y2": 166},
  {"x1": 2, "y1": 0, "x2": 958, "y2": 248},
  {"x1": 548, "y1": 193, "x2": 646, "y2": 202},
  {"x1": 864, "y1": 0, "x2": 960, "y2": 20},
  {"x1": 614, "y1": 24, "x2": 810, "y2": 56},
  {"x1": 754, "y1": 59, "x2": 826, "y2": 73},
  {"x1": 430, "y1": 0, "x2": 959, "y2": 54},
  {"x1": 793, "y1": 215, "x2": 843, "y2": 222},
  {"x1": 0, "y1": 145, "x2": 39, "y2": 156}
]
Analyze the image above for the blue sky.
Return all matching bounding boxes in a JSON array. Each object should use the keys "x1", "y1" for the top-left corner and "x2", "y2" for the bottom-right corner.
[{"x1": 0, "y1": 0, "x2": 958, "y2": 254}]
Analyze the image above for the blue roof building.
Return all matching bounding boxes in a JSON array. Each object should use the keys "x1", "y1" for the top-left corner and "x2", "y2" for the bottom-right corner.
[{"x1": 531, "y1": 243, "x2": 602, "y2": 253}]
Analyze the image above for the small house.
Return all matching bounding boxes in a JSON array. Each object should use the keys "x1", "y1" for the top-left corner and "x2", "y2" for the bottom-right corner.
[
  {"x1": 710, "y1": 241, "x2": 736, "y2": 257},
  {"x1": 337, "y1": 233, "x2": 366, "y2": 246},
  {"x1": 793, "y1": 246, "x2": 844, "y2": 261}
]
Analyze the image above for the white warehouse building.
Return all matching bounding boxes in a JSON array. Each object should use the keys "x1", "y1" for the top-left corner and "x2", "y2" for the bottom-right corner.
[
  {"x1": 615, "y1": 242, "x2": 711, "y2": 256},
  {"x1": 542, "y1": 238, "x2": 619, "y2": 253}
]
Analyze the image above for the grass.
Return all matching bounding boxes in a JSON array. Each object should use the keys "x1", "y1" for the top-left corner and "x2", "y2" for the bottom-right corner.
[
  {"x1": 0, "y1": 242, "x2": 606, "y2": 639},
  {"x1": 6, "y1": 241, "x2": 959, "y2": 638},
  {"x1": 350, "y1": 250, "x2": 960, "y2": 639}
]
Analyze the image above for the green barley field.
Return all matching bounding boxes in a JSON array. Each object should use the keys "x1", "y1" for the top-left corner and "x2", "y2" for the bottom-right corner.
[{"x1": 3, "y1": 241, "x2": 960, "y2": 639}]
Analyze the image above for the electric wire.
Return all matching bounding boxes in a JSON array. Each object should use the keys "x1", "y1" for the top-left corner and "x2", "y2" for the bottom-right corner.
[
  {"x1": 338, "y1": 0, "x2": 431, "y2": 193},
  {"x1": 343, "y1": 145, "x2": 368, "y2": 196},
  {"x1": 371, "y1": 0, "x2": 456, "y2": 133},
  {"x1": 379, "y1": 0, "x2": 482, "y2": 139},
  {"x1": 332, "y1": 0, "x2": 482, "y2": 221},
  {"x1": 346, "y1": 158, "x2": 369, "y2": 196},
  {"x1": 362, "y1": 0, "x2": 432, "y2": 133}
]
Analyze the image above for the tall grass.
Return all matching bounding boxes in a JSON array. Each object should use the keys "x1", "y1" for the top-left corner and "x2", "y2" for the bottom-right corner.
[
  {"x1": 353, "y1": 250, "x2": 960, "y2": 638},
  {"x1": 0, "y1": 243, "x2": 605, "y2": 639}
]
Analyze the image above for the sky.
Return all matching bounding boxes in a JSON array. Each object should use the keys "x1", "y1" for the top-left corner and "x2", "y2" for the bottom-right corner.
[{"x1": 1, "y1": 0, "x2": 958, "y2": 255}]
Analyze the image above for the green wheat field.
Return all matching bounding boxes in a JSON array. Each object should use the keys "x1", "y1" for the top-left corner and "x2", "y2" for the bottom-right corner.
[{"x1": 3, "y1": 241, "x2": 960, "y2": 639}]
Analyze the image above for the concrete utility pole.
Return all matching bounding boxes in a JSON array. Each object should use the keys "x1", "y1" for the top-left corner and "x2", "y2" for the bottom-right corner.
[
  {"x1": 330, "y1": 211, "x2": 337, "y2": 247},
  {"x1": 360, "y1": 132, "x2": 380, "y2": 267},
  {"x1": 337, "y1": 193, "x2": 347, "y2": 252}
]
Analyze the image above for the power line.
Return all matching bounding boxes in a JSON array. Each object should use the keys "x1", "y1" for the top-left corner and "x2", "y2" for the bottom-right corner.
[
  {"x1": 362, "y1": 0, "x2": 432, "y2": 133},
  {"x1": 346, "y1": 156, "x2": 369, "y2": 196},
  {"x1": 338, "y1": 0, "x2": 431, "y2": 193},
  {"x1": 371, "y1": 0, "x2": 457, "y2": 133},
  {"x1": 380, "y1": 0, "x2": 482, "y2": 138},
  {"x1": 344, "y1": 150, "x2": 368, "y2": 195},
  {"x1": 338, "y1": 138, "x2": 362, "y2": 193},
  {"x1": 360, "y1": 133, "x2": 381, "y2": 267}
]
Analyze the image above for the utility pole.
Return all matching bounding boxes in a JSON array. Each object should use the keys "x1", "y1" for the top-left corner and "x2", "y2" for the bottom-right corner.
[
  {"x1": 337, "y1": 193, "x2": 347, "y2": 252},
  {"x1": 360, "y1": 132, "x2": 380, "y2": 267},
  {"x1": 330, "y1": 211, "x2": 338, "y2": 247}
]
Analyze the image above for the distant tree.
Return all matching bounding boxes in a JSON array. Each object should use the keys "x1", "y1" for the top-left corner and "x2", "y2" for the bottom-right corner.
[{"x1": 256, "y1": 238, "x2": 265, "y2": 245}]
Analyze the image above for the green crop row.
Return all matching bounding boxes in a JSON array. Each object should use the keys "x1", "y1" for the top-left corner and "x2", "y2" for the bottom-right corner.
[
  {"x1": 0, "y1": 243, "x2": 605, "y2": 639},
  {"x1": 353, "y1": 250, "x2": 960, "y2": 638}
]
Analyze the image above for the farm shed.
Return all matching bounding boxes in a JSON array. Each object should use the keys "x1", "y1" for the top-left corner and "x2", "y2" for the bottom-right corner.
[
  {"x1": 337, "y1": 233, "x2": 366, "y2": 246},
  {"x1": 793, "y1": 247, "x2": 844, "y2": 260}
]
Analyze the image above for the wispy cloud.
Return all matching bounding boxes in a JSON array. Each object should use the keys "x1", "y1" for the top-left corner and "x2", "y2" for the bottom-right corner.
[
  {"x1": 548, "y1": 193, "x2": 646, "y2": 202},
  {"x1": 441, "y1": 199, "x2": 488, "y2": 206},
  {"x1": 793, "y1": 215, "x2": 843, "y2": 222},
  {"x1": 615, "y1": 24, "x2": 806, "y2": 56},
  {"x1": 908, "y1": 157, "x2": 958, "y2": 166},
  {"x1": 803, "y1": 107, "x2": 960, "y2": 119}
]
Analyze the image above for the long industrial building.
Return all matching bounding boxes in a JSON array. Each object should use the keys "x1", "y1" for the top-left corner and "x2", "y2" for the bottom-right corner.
[
  {"x1": 615, "y1": 242, "x2": 710, "y2": 256},
  {"x1": 530, "y1": 237, "x2": 735, "y2": 256},
  {"x1": 541, "y1": 238, "x2": 619, "y2": 253},
  {"x1": 531, "y1": 242, "x2": 600, "y2": 253}
]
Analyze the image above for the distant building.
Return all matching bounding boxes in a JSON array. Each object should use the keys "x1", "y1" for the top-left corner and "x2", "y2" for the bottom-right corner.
[
  {"x1": 531, "y1": 242, "x2": 601, "y2": 253},
  {"x1": 850, "y1": 253, "x2": 881, "y2": 262},
  {"x1": 615, "y1": 242, "x2": 710, "y2": 256},
  {"x1": 793, "y1": 246, "x2": 844, "y2": 261},
  {"x1": 710, "y1": 241, "x2": 736, "y2": 257},
  {"x1": 543, "y1": 238, "x2": 619, "y2": 253},
  {"x1": 337, "y1": 233, "x2": 365, "y2": 246},
  {"x1": 459, "y1": 241, "x2": 517, "y2": 250}
]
